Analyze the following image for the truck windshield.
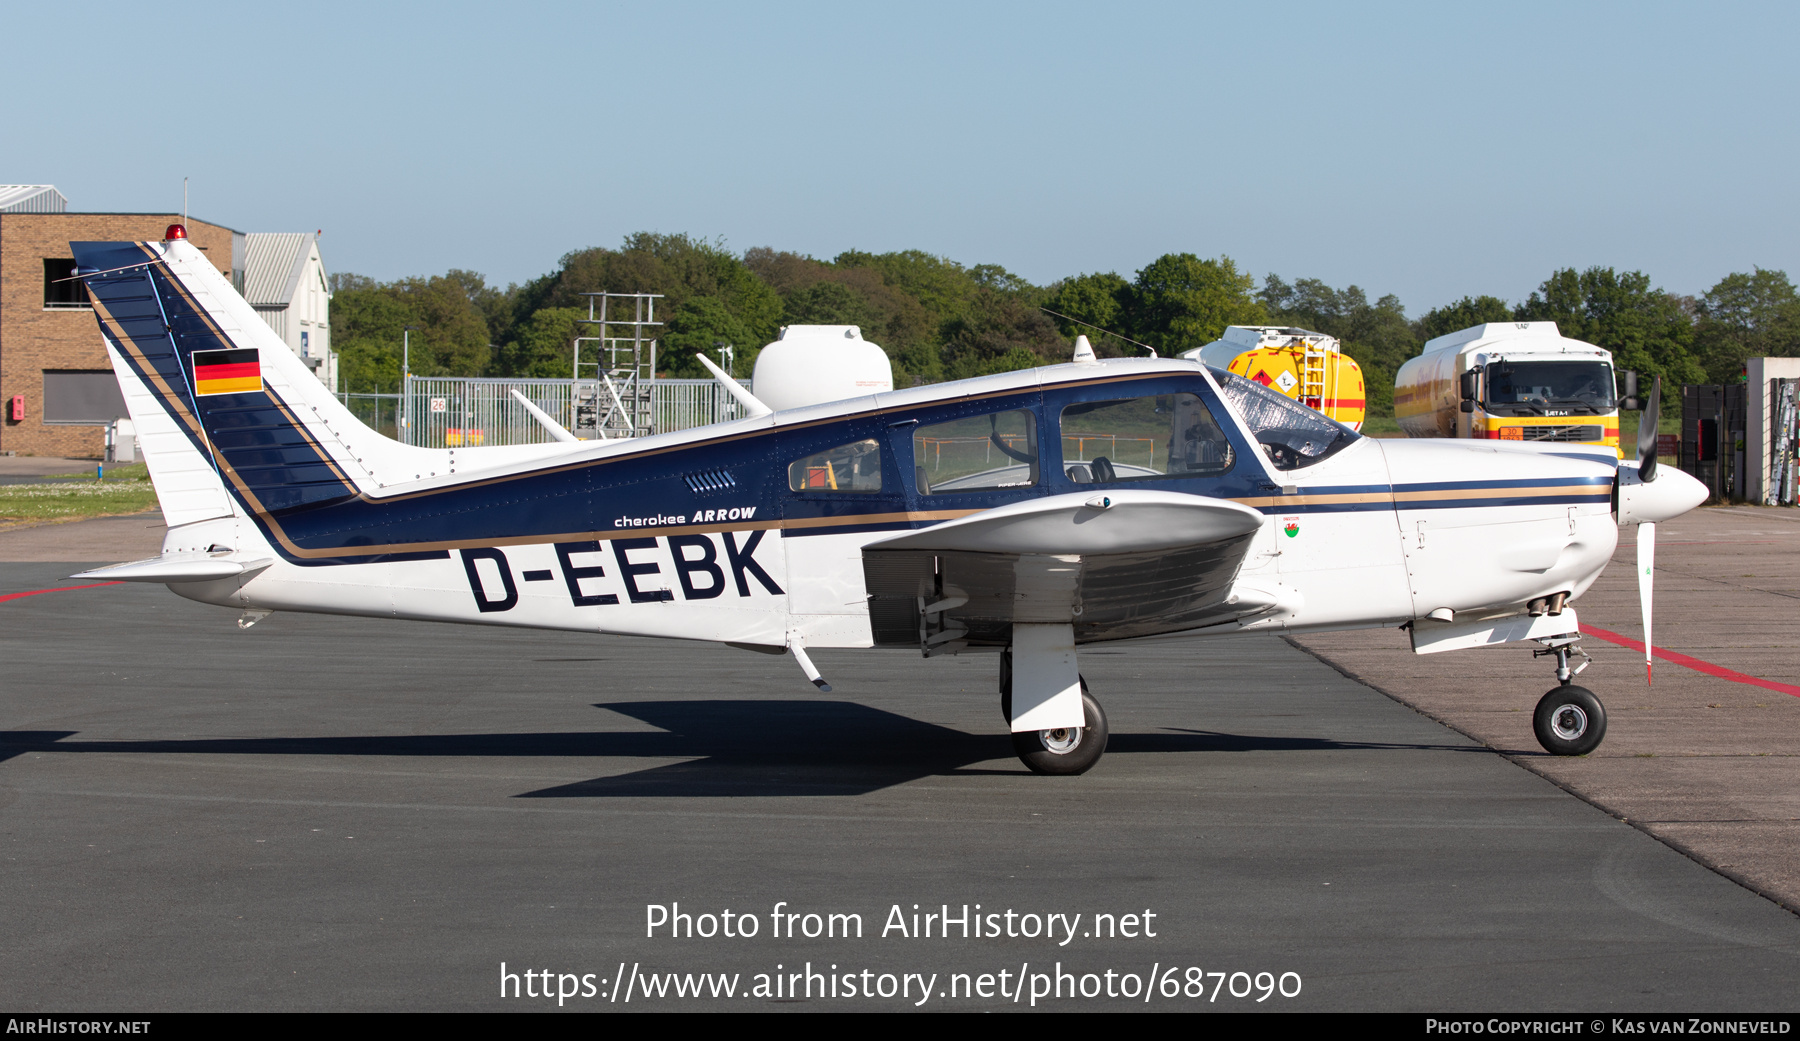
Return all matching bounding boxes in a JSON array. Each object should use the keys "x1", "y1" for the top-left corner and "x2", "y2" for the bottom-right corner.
[
  {"x1": 1210, "y1": 367, "x2": 1358, "y2": 471},
  {"x1": 1485, "y1": 361, "x2": 1615, "y2": 413}
]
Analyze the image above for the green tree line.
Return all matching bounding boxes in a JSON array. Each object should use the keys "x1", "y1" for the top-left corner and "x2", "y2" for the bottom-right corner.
[{"x1": 330, "y1": 234, "x2": 1800, "y2": 419}]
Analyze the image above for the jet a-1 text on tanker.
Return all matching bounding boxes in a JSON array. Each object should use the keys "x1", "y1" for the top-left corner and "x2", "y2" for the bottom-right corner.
[{"x1": 68, "y1": 230, "x2": 1706, "y2": 775}]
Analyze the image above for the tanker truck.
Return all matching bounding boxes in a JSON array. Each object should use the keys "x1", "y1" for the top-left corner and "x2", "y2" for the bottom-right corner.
[
  {"x1": 1179, "y1": 326, "x2": 1366, "y2": 430},
  {"x1": 1394, "y1": 322, "x2": 1620, "y2": 453}
]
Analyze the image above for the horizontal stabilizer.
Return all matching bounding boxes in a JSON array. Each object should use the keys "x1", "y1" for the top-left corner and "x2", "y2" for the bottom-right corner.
[{"x1": 72, "y1": 555, "x2": 273, "y2": 584}]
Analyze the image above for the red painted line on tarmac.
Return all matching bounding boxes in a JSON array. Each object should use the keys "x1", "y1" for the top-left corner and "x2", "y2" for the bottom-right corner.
[
  {"x1": 0, "y1": 581, "x2": 124, "y2": 604},
  {"x1": 1660, "y1": 539, "x2": 1792, "y2": 545},
  {"x1": 1580, "y1": 623, "x2": 1800, "y2": 698}
]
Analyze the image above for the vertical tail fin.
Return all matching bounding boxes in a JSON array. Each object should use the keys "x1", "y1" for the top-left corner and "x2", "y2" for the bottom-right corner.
[
  {"x1": 74, "y1": 238, "x2": 454, "y2": 527},
  {"x1": 77, "y1": 238, "x2": 593, "y2": 563}
]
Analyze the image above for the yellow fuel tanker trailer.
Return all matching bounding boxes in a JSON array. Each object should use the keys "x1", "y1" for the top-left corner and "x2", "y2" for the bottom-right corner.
[
  {"x1": 1180, "y1": 326, "x2": 1366, "y2": 430},
  {"x1": 1394, "y1": 322, "x2": 1620, "y2": 453}
]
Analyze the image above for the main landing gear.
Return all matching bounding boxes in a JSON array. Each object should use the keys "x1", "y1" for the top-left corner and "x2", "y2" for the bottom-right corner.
[
  {"x1": 1531, "y1": 636, "x2": 1606, "y2": 756},
  {"x1": 1000, "y1": 647, "x2": 1110, "y2": 775}
]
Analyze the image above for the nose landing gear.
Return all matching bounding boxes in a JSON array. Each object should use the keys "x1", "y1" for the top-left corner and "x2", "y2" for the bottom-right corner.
[{"x1": 1531, "y1": 636, "x2": 1606, "y2": 756}]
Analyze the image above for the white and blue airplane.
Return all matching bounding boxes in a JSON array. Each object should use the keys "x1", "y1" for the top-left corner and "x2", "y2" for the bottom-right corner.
[{"x1": 68, "y1": 230, "x2": 1706, "y2": 775}]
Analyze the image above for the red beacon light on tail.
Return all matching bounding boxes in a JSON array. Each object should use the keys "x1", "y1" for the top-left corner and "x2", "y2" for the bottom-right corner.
[{"x1": 164, "y1": 224, "x2": 187, "y2": 241}]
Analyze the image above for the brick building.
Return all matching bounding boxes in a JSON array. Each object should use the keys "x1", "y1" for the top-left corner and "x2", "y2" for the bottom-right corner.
[{"x1": 0, "y1": 188, "x2": 240, "y2": 457}]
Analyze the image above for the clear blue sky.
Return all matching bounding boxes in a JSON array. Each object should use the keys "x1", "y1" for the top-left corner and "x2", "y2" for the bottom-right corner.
[{"x1": 8, "y1": 1, "x2": 1795, "y2": 314}]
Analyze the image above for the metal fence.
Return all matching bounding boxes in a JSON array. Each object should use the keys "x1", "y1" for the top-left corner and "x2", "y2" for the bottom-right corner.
[
  {"x1": 652, "y1": 379, "x2": 751, "y2": 436},
  {"x1": 339, "y1": 392, "x2": 401, "y2": 442},
  {"x1": 393, "y1": 377, "x2": 749, "y2": 449}
]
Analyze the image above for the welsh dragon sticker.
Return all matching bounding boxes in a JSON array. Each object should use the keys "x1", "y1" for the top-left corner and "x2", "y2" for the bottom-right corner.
[{"x1": 1282, "y1": 516, "x2": 1300, "y2": 538}]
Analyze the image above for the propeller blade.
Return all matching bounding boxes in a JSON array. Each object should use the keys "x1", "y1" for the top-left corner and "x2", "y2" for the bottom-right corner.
[
  {"x1": 1637, "y1": 520, "x2": 1656, "y2": 685},
  {"x1": 1637, "y1": 376, "x2": 1662, "y2": 483}
]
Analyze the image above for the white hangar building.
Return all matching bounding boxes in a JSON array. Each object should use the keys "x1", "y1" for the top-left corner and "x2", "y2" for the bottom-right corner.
[
  {"x1": 243, "y1": 232, "x2": 335, "y2": 389},
  {"x1": 0, "y1": 184, "x2": 70, "y2": 213}
]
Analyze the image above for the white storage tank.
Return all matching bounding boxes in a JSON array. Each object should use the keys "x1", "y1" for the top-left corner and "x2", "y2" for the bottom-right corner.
[{"x1": 751, "y1": 325, "x2": 894, "y2": 412}]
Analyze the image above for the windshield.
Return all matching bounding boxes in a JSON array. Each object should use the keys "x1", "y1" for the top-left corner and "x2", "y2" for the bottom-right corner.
[
  {"x1": 1485, "y1": 360, "x2": 1615, "y2": 413},
  {"x1": 1209, "y1": 367, "x2": 1358, "y2": 471}
]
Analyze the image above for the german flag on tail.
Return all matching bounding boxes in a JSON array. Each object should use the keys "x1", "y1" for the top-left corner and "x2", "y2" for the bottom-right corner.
[{"x1": 193, "y1": 348, "x2": 261, "y2": 396}]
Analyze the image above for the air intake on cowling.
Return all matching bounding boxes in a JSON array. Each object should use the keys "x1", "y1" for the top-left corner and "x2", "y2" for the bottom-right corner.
[{"x1": 685, "y1": 468, "x2": 738, "y2": 495}]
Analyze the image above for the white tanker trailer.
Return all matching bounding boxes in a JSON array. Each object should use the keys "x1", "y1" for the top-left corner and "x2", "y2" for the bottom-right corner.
[{"x1": 1394, "y1": 322, "x2": 1622, "y2": 454}]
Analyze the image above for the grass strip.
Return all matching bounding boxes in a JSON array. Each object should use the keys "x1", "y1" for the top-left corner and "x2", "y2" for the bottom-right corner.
[{"x1": 0, "y1": 479, "x2": 159, "y2": 522}]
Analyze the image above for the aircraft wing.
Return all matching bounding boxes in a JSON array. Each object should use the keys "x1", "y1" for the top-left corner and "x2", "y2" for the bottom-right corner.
[{"x1": 862, "y1": 491, "x2": 1265, "y2": 652}]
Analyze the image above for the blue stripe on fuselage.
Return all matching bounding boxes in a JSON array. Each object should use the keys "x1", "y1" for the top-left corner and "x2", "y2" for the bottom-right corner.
[
  {"x1": 1393, "y1": 493, "x2": 1612, "y2": 510},
  {"x1": 1391, "y1": 475, "x2": 1613, "y2": 511},
  {"x1": 1393, "y1": 477, "x2": 1613, "y2": 492}
]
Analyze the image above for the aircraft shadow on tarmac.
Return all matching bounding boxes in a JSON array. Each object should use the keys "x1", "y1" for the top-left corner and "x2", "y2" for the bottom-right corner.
[{"x1": 0, "y1": 701, "x2": 1486, "y2": 798}]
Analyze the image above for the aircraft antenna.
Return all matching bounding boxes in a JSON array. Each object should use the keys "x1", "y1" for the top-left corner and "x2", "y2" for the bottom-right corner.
[{"x1": 1039, "y1": 307, "x2": 1157, "y2": 357}]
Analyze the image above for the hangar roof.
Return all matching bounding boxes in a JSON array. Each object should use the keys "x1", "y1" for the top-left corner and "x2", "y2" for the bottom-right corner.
[
  {"x1": 0, "y1": 185, "x2": 68, "y2": 213},
  {"x1": 242, "y1": 233, "x2": 320, "y2": 308}
]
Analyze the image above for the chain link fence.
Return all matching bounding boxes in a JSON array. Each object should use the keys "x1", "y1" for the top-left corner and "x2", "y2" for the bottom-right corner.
[{"x1": 338, "y1": 393, "x2": 401, "y2": 442}]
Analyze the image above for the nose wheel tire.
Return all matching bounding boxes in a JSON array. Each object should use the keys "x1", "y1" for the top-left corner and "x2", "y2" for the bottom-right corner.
[
  {"x1": 1009, "y1": 687, "x2": 1109, "y2": 776},
  {"x1": 1533, "y1": 684, "x2": 1607, "y2": 756}
]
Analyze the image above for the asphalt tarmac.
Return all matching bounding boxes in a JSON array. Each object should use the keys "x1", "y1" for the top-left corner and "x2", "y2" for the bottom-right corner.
[{"x1": 3, "y1": 561, "x2": 1798, "y2": 1012}]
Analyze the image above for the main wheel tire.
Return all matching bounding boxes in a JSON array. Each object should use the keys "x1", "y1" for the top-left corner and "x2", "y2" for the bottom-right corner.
[
  {"x1": 1533, "y1": 684, "x2": 1607, "y2": 756},
  {"x1": 1012, "y1": 688, "x2": 1109, "y2": 776}
]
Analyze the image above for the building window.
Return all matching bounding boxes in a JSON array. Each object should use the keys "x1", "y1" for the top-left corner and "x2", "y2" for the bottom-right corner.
[
  {"x1": 42, "y1": 371, "x2": 127, "y2": 424},
  {"x1": 43, "y1": 259, "x2": 90, "y2": 310}
]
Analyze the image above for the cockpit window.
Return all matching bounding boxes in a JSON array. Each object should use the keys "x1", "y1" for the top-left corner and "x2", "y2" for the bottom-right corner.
[
  {"x1": 1210, "y1": 366, "x2": 1358, "y2": 471},
  {"x1": 914, "y1": 410, "x2": 1038, "y2": 494},
  {"x1": 1059, "y1": 393, "x2": 1234, "y2": 484},
  {"x1": 789, "y1": 439, "x2": 883, "y2": 493}
]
